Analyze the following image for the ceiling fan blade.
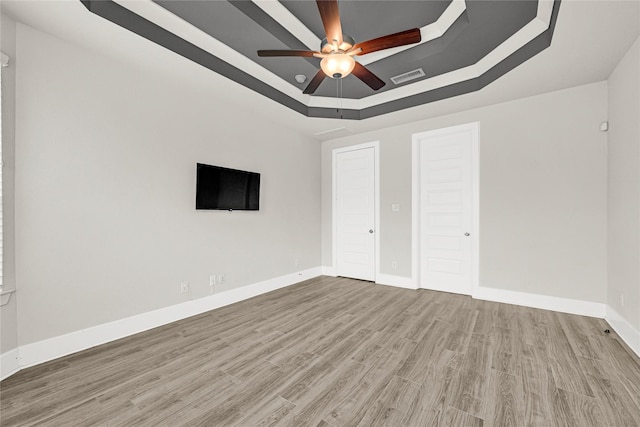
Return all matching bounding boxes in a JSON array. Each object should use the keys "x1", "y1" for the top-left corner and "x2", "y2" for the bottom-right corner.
[
  {"x1": 352, "y1": 62, "x2": 385, "y2": 91},
  {"x1": 351, "y1": 28, "x2": 422, "y2": 56},
  {"x1": 257, "y1": 50, "x2": 318, "y2": 57},
  {"x1": 303, "y1": 69, "x2": 327, "y2": 95},
  {"x1": 316, "y1": 0, "x2": 343, "y2": 50}
]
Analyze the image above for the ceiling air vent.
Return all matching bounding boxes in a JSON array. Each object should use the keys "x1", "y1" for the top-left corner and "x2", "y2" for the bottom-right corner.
[{"x1": 390, "y1": 68, "x2": 425, "y2": 85}]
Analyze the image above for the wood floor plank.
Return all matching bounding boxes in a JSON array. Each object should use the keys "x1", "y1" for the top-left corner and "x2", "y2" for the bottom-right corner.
[
  {"x1": 519, "y1": 308, "x2": 550, "y2": 352},
  {"x1": 462, "y1": 333, "x2": 494, "y2": 374},
  {"x1": 471, "y1": 300, "x2": 499, "y2": 336},
  {"x1": 160, "y1": 361, "x2": 284, "y2": 426},
  {"x1": 282, "y1": 359, "x2": 370, "y2": 427},
  {"x1": 483, "y1": 369, "x2": 525, "y2": 426},
  {"x1": 489, "y1": 326, "x2": 522, "y2": 377},
  {"x1": 325, "y1": 339, "x2": 418, "y2": 426},
  {"x1": 400, "y1": 350, "x2": 463, "y2": 426},
  {"x1": 233, "y1": 394, "x2": 296, "y2": 427},
  {"x1": 557, "y1": 314, "x2": 609, "y2": 361},
  {"x1": 443, "y1": 307, "x2": 478, "y2": 353},
  {"x1": 352, "y1": 374, "x2": 421, "y2": 427},
  {"x1": 2, "y1": 276, "x2": 639, "y2": 427},
  {"x1": 546, "y1": 318, "x2": 596, "y2": 398},
  {"x1": 579, "y1": 355, "x2": 640, "y2": 426},
  {"x1": 277, "y1": 358, "x2": 338, "y2": 405},
  {"x1": 550, "y1": 387, "x2": 606, "y2": 427},
  {"x1": 403, "y1": 305, "x2": 439, "y2": 342},
  {"x1": 442, "y1": 406, "x2": 484, "y2": 427},
  {"x1": 519, "y1": 346, "x2": 556, "y2": 426},
  {"x1": 595, "y1": 334, "x2": 640, "y2": 389},
  {"x1": 395, "y1": 319, "x2": 451, "y2": 385},
  {"x1": 447, "y1": 367, "x2": 489, "y2": 418}
]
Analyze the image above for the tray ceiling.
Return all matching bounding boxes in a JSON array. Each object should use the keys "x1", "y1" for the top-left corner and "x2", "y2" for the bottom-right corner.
[{"x1": 80, "y1": 0, "x2": 561, "y2": 119}]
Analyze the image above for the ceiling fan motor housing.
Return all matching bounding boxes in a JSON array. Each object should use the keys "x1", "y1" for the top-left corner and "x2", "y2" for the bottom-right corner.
[{"x1": 321, "y1": 34, "x2": 355, "y2": 52}]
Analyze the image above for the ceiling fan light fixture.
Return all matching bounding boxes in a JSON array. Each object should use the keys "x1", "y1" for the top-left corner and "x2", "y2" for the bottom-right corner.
[
  {"x1": 320, "y1": 53, "x2": 355, "y2": 79},
  {"x1": 257, "y1": 1, "x2": 421, "y2": 94}
]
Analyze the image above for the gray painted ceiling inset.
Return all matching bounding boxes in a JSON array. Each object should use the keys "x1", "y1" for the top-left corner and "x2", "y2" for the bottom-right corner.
[{"x1": 79, "y1": 0, "x2": 561, "y2": 120}]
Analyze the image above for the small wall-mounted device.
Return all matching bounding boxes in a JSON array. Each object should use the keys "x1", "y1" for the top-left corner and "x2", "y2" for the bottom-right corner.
[
  {"x1": 1, "y1": 52, "x2": 9, "y2": 68},
  {"x1": 600, "y1": 121, "x2": 609, "y2": 132}
]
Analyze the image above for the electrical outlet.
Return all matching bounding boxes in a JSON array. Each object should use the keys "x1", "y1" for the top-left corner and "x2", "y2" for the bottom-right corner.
[
  {"x1": 391, "y1": 261, "x2": 398, "y2": 270},
  {"x1": 219, "y1": 274, "x2": 225, "y2": 284},
  {"x1": 180, "y1": 281, "x2": 189, "y2": 293},
  {"x1": 209, "y1": 275, "x2": 216, "y2": 295}
]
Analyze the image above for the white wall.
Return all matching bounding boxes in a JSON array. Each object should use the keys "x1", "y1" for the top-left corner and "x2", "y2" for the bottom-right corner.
[
  {"x1": 12, "y1": 23, "x2": 321, "y2": 347},
  {"x1": 607, "y1": 35, "x2": 640, "y2": 351},
  {"x1": 322, "y1": 82, "x2": 608, "y2": 304},
  {"x1": 1, "y1": 12, "x2": 18, "y2": 361}
]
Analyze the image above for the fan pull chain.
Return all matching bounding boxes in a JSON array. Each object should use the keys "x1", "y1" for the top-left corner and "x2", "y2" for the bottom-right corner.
[
  {"x1": 336, "y1": 79, "x2": 340, "y2": 114},
  {"x1": 336, "y1": 78, "x2": 344, "y2": 119}
]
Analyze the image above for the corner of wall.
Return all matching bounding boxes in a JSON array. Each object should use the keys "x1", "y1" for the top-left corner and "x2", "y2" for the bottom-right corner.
[{"x1": 606, "y1": 304, "x2": 640, "y2": 358}]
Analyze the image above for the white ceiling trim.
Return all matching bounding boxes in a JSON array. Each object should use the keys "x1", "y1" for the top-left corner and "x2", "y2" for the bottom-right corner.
[
  {"x1": 112, "y1": 0, "x2": 553, "y2": 112},
  {"x1": 537, "y1": 0, "x2": 555, "y2": 25}
]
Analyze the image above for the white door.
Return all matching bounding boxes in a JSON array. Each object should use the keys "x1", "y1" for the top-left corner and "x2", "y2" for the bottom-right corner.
[
  {"x1": 416, "y1": 124, "x2": 477, "y2": 295},
  {"x1": 335, "y1": 146, "x2": 376, "y2": 281}
]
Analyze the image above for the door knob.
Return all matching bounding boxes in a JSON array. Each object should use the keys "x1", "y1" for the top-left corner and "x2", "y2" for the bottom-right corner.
[
  {"x1": 464, "y1": 232, "x2": 470, "y2": 236},
  {"x1": 369, "y1": 229, "x2": 374, "y2": 233}
]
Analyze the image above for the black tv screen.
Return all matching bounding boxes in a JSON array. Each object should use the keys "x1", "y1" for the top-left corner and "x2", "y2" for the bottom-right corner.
[{"x1": 196, "y1": 163, "x2": 260, "y2": 211}]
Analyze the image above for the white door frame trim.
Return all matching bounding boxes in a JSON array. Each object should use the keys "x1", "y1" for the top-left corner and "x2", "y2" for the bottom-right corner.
[
  {"x1": 411, "y1": 122, "x2": 480, "y2": 294},
  {"x1": 332, "y1": 142, "x2": 380, "y2": 281}
]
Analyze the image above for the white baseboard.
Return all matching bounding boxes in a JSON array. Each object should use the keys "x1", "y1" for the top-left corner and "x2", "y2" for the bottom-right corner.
[
  {"x1": 1, "y1": 348, "x2": 20, "y2": 381},
  {"x1": 472, "y1": 285, "x2": 606, "y2": 318},
  {"x1": 13, "y1": 267, "x2": 322, "y2": 374},
  {"x1": 376, "y1": 273, "x2": 418, "y2": 290},
  {"x1": 321, "y1": 266, "x2": 336, "y2": 277},
  {"x1": 606, "y1": 305, "x2": 640, "y2": 358}
]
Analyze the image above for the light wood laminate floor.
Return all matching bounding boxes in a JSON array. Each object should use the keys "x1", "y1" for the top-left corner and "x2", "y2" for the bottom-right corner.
[{"x1": 2, "y1": 276, "x2": 640, "y2": 426}]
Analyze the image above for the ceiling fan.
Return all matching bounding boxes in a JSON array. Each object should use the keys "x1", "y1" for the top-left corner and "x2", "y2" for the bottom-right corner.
[{"x1": 257, "y1": 0, "x2": 422, "y2": 95}]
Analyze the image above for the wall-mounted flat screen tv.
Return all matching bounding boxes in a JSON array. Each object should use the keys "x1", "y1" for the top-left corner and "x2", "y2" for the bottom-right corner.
[{"x1": 196, "y1": 163, "x2": 260, "y2": 211}]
